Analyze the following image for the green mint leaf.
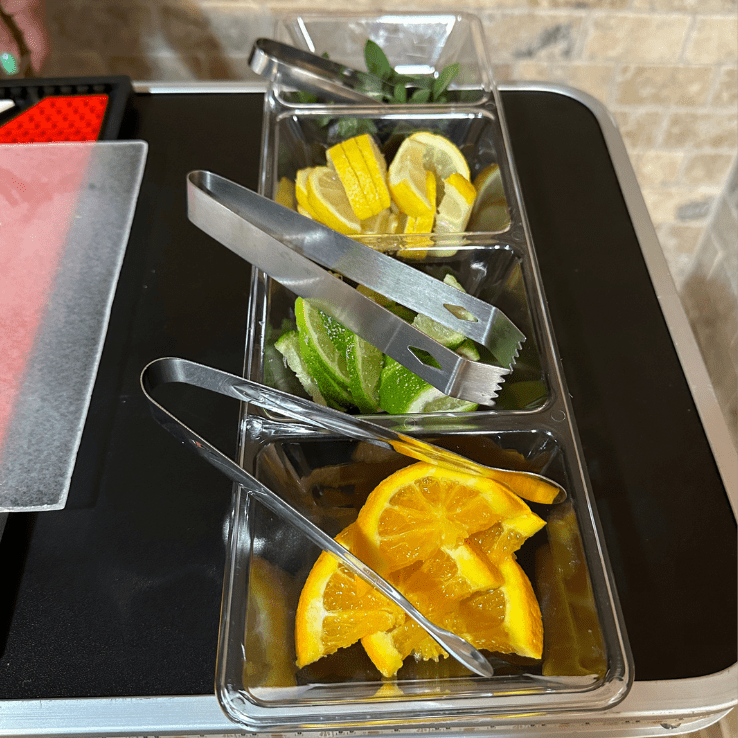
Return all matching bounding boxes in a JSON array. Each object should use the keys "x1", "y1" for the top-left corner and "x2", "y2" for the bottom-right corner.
[
  {"x1": 432, "y1": 63, "x2": 460, "y2": 100},
  {"x1": 335, "y1": 117, "x2": 377, "y2": 138},
  {"x1": 364, "y1": 39, "x2": 393, "y2": 81},
  {"x1": 409, "y1": 88, "x2": 431, "y2": 104},
  {"x1": 393, "y1": 82, "x2": 407, "y2": 103}
]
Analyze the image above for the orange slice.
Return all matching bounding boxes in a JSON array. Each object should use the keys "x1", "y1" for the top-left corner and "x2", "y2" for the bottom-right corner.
[
  {"x1": 363, "y1": 556, "x2": 543, "y2": 677},
  {"x1": 353, "y1": 461, "x2": 543, "y2": 575},
  {"x1": 294, "y1": 525, "x2": 403, "y2": 669}
]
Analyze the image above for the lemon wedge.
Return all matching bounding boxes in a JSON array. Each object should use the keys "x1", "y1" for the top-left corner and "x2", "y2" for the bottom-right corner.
[
  {"x1": 406, "y1": 130, "x2": 471, "y2": 184},
  {"x1": 354, "y1": 133, "x2": 391, "y2": 211},
  {"x1": 326, "y1": 141, "x2": 374, "y2": 220},
  {"x1": 435, "y1": 172, "x2": 477, "y2": 234},
  {"x1": 388, "y1": 139, "x2": 436, "y2": 218},
  {"x1": 274, "y1": 176, "x2": 296, "y2": 210},
  {"x1": 306, "y1": 166, "x2": 361, "y2": 236}
]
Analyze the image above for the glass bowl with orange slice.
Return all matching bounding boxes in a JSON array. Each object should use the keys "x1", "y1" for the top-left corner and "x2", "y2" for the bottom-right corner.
[{"x1": 215, "y1": 427, "x2": 632, "y2": 732}]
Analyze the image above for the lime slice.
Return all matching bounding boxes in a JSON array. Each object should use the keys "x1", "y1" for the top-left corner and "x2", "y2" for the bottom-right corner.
[
  {"x1": 378, "y1": 358, "x2": 478, "y2": 414},
  {"x1": 347, "y1": 332, "x2": 384, "y2": 414},
  {"x1": 410, "y1": 274, "x2": 469, "y2": 349},
  {"x1": 456, "y1": 338, "x2": 480, "y2": 361},
  {"x1": 295, "y1": 298, "x2": 353, "y2": 408},
  {"x1": 274, "y1": 330, "x2": 327, "y2": 406}
]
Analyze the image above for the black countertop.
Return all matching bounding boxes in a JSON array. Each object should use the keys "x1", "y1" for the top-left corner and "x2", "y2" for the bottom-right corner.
[{"x1": 0, "y1": 89, "x2": 734, "y2": 700}]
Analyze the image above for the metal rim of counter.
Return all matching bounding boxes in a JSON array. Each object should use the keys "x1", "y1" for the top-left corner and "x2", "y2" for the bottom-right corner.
[{"x1": 0, "y1": 80, "x2": 734, "y2": 737}]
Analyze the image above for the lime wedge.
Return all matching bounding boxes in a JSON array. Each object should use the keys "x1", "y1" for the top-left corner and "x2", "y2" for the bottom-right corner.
[
  {"x1": 347, "y1": 332, "x2": 383, "y2": 413},
  {"x1": 456, "y1": 337, "x2": 480, "y2": 361},
  {"x1": 274, "y1": 330, "x2": 327, "y2": 406},
  {"x1": 378, "y1": 358, "x2": 477, "y2": 414},
  {"x1": 295, "y1": 298, "x2": 352, "y2": 408},
  {"x1": 345, "y1": 291, "x2": 385, "y2": 413},
  {"x1": 410, "y1": 273, "x2": 469, "y2": 349}
]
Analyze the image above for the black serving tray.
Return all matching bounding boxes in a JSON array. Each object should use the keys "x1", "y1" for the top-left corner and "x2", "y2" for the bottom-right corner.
[{"x1": 0, "y1": 89, "x2": 734, "y2": 703}]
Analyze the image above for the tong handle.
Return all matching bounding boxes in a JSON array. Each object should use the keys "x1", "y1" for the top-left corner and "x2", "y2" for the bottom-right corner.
[
  {"x1": 249, "y1": 38, "x2": 392, "y2": 105},
  {"x1": 140, "y1": 356, "x2": 494, "y2": 679}
]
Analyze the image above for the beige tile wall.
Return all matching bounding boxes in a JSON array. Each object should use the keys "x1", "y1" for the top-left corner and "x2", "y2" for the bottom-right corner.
[
  {"x1": 39, "y1": 0, "x2": 738, "y2": 439},
  {"x1": 40, "y1": 0, "x2": 737, "y2": 281}
]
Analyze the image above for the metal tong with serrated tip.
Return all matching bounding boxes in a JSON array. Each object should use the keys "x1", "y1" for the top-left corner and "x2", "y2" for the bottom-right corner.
[
  {"x1": 187, "y1": 171, "x2": 525, "y2": 406},
  {"x1": 140, "y1": 356, "x2": 495, "y2": 678}
]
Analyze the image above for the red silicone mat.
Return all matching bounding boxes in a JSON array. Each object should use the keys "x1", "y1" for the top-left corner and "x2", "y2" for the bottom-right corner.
[{"x1": 0, "y1": 94, "x2": 109, "y2": 143}]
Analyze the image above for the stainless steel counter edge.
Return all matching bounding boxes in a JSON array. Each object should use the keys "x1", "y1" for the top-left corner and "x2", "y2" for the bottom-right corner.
[{"x1": 0, "y1": 81, "x2": 734, "y2": 737}]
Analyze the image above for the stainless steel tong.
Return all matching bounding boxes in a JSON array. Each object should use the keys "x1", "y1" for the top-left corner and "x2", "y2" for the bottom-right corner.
[
  {"x1": 141, "y1": 356, "x2": 495, "y2": 678},
  {"x1": 187, "y1": 171, "x2": 525, "y2": 406},
  {"x1": 249, "y1": 38, "x2": 394, "y2": 105}
]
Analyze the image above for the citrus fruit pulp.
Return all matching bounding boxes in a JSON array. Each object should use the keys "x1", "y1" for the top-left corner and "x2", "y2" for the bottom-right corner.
[
  {"x1": 362, "y1": 557, "x2": 543, "y2": 677},
  {"x1": 406, "y1": 130, "x2": 471, "y2": 183}
]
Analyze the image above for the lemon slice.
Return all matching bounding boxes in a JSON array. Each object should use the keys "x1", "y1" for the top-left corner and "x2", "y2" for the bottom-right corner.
[
  {"x1": 274, "y1": 176, "x2": 296, "y2": 210},
  {"x1": 360, "y1": 208, "x2": 392, "y2": 235},
  {"x1": 388, "y1": 139, "x2": 436, "y2": 218},
  {"x1": 468, "y1": 163, "x2": 511, "y2": 232},
  {"x1": 295, "y1": 168, "x2": 318, "y2": 219},
  {"x1": 406, "y1": 131, "x2": 471, "y2": 183},
  {"x1": 306, "y1": 166, "x2": 361, "y2": 236},
  {"x1": 341, "y1": 136, "x2": 385, "y2": 218},
  {"x1": 395, "y1": 206, "x2": 435, "y2": 258},
  {"x1": 354, "y1": 133, "x2": 391, "y2": 211},
  {"x1": 435, "y1": 172, "x2": 477, "y2": 234},
  {"x1": 326, "y1": 141, "x2": 374, "y2": 220}
]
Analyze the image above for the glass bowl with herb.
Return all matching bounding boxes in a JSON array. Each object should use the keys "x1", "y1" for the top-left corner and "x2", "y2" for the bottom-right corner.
[{"x1": 271, "y1": 12, "x2": 494, "y2": 108}]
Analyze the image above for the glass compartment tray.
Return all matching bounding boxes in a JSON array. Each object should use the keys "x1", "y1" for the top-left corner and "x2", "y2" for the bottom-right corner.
[{"x1": 215, "y1": 79, "x2": 633, "y2": 732}]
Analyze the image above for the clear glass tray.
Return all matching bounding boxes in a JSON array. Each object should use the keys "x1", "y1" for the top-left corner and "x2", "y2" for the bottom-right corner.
[{"x1": 216, "y1": 16, "x2": 632, "y2": 732}]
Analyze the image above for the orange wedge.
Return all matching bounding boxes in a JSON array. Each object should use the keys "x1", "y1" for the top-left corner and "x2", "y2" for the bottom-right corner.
[{"x1": 353, "y1": 461, "x2": 542, "y2": 575}]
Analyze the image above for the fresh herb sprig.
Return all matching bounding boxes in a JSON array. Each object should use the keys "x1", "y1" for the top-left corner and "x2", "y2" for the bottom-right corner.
[{"x1": 363, "y1": 39, "x2": 460, "y2": 104}]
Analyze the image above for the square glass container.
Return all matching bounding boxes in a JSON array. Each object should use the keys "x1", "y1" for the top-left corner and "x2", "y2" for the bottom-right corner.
[
  {"x1": 214, "y1": 89, "x2": 632, "y2": 730},
  {"x1": 216, "y1": 427, "x2": 632, "y2": 732},
  {"x1": 271, "y1": 12, "x2": 494, "y2": 107},
  {"x1": 253, "y1": 97, "x2": 546, "y2": 416}
]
